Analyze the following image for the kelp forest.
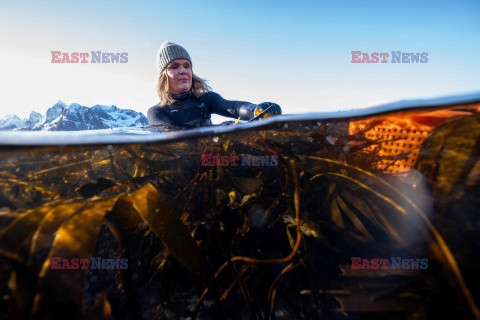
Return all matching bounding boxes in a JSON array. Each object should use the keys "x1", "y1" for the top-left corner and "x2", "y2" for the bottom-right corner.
[{"x1": 0, "y1": 101, "x2": 479, "y2": 320}]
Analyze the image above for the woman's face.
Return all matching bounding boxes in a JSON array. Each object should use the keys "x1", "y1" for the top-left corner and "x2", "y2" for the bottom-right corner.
[{"x1": 166, "y1": 59, "x2": 193, "y2": 94}]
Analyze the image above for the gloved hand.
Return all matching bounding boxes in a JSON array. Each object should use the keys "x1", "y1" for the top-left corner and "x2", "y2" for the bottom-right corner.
[{"x1": 253, "y1": 102, "x2": 282, "y2": 119}]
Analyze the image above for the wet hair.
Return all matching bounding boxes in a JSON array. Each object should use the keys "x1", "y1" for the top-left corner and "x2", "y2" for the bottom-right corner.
[{"x1": 157, "y1": 69, "x2": 212, "y2": 106}]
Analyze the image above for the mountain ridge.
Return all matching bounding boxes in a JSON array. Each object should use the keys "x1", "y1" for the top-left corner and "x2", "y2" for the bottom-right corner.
[{"x1": 0, "y1": 101, "x2": 148, "y2": 131}]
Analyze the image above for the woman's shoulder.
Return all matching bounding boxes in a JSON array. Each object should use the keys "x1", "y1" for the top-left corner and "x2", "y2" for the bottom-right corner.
[
  {"x1": 146, "y1": 103, "x2": 173, "y2": 125},
  {"x1": 148, "y1": 102, "x2": 161, "y2": 109},
  {"x1": 147, "y1": 103, "x2": 166, "y2": 115},
  {"x1": 200, "y1": 91, "x2": 222, "y2": 103},
  {"x1": 201, "y1": 91, "x2": 219, "y2": 97}
]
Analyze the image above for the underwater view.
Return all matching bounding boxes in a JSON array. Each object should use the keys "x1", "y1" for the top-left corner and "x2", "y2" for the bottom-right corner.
[{"x1": 1, "y1": 93, "x2": 480, "y2": 320}]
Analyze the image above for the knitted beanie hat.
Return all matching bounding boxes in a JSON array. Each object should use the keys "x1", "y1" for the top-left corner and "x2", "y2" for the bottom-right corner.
[{"x1": 156, "y1": 41, "x2": 192, "y2": 78}]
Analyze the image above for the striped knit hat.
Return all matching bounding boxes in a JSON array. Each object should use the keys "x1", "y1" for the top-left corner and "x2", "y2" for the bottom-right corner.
[{"x1": 156, "y1": 41, "x2": 192, "y2": 78}]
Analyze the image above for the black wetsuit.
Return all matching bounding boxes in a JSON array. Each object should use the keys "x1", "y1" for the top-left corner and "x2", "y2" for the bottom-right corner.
[{"x1": 147, "y1": 91, "x2": 258, "y2": 129}]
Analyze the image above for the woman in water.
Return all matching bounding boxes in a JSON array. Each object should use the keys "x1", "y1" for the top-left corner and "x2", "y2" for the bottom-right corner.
[{"x1": 147, "y1": 42, "x2": 282, "y2": 129}]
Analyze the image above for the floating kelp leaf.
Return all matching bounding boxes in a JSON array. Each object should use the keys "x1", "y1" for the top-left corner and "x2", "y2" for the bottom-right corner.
[
  {"x1": 128, "y1": 184, "x2": 211, "y2": 284},
  {"x1": 336, "y1": 195, "x2": 374, "y2": 241},
  {"x1": 318, "y1": 172, "x2": 407, "y2": 215},
  {"x1": 416, "y1": 113, "x2": 480, "y2": 318},
  {"x1": 132, "y1": 161, "x2": 150, "y2": 178},
  {"x1": 0, "y1": 179, "x2": 59, "y2": 212},
  {"x1": 309, "y1": 162, "x2": 480, "y2": 317},
  {"x1": 29, "y1": 200, "x2": 88, "y2": 272},
  {"x1": 340, "y1": 189, "x2": 403, "y2": 244},
  {"x1": 33, "y1": 197, "x2": 118, "y2": 320},
  {"x1": 416, "y1": 113, "x2": 480, "y2": 205},
  {"x1": 104, "y1": 194, "x2": 142, "y2": 241},
  {"x1": 466, "y1": 159, "x2": 480, "y2": 186},
  {"x1": 0, "y1": 178, "x2": 58, "y2": 198},
  {"x1": 330, "y1": 197, "x2": 344, "y2": 229},
  {"x1": 316, "y1": 170, "x2": 417, "y2": 246},
  {"x1": 76, "y1": 178, "x2": 117, "y2": 199},
  {"x1": 103, "y1": 194, "x2": 143, "y2": 319},
  {"x1": 29, "y1": 159, "x2": 93, "y2": 178},
  {"x1": 0, "y1": 194, "x2": 41, "y2": 319},
  {"x1": 0, "y1": 200, "x2": 63, "y2": 254}
]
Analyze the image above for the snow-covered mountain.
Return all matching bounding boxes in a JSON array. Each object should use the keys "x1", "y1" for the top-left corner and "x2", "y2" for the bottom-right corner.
[
  {"x1": 0, "y1": 101, "x2": 148, "y2": 131},
  {"x1": 0, "y1": 111, "x2": 43, "y2": 130}
]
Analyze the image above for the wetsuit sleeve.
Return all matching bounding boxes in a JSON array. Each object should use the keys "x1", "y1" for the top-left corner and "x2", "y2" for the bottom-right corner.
[
  {"x1": 147, "y1": 106, "x2": 173, "y2": 126},
  {"x1": 203, "y1": 92, "x2": 256, "y2": 121}
]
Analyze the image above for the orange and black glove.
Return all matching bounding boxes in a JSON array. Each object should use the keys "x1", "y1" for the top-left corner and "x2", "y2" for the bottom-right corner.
[{"x1": 253, "y1": 102, "x2": 282, "y2": 120}]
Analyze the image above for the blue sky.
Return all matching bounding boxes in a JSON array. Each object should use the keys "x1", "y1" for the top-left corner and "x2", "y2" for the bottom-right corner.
[{"x1": 1, "y1": 0, "x2": 479, "y2": 122}]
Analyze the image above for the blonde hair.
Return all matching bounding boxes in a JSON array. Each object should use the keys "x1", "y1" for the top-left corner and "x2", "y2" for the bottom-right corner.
[{"x1": 157, "y1": 70, "x2": 212, "y2": 106}]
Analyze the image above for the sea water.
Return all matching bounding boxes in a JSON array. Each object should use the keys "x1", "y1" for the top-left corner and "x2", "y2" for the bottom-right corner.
[{"x1": 1, "y1": 92, "x2": 479, "y2": 319}]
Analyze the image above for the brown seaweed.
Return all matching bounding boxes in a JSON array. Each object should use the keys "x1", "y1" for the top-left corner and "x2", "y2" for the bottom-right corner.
[{"x1": 0, "y1": 102, "x2": 479, "y2": 319}]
